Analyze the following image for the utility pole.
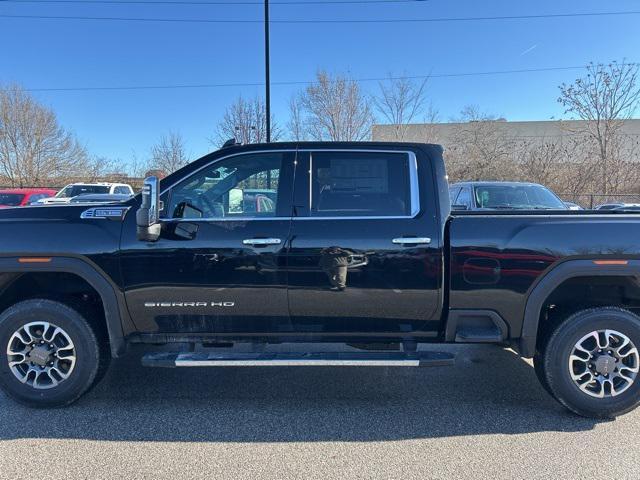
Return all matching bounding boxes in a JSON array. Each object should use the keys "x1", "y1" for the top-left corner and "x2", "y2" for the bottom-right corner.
[{"x1": 264, "y1": 0, "x2": 271, "y2": 143}]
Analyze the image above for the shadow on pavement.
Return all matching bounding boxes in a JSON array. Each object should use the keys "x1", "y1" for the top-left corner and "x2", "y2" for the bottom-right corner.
[{"x1": 0, "y1": 344, "x2": 602, "y2": 442}]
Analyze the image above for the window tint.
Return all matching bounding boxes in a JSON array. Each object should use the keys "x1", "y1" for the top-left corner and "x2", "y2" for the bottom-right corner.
[
  {"x1": 0, "y1": 194, "x2": 24, "y2": 206},
  {"x1": 57, "y1": 185, "x2": 109, "y2": 197},
  {"x1": 310, "y1": 151, "x2": 412, "y2": 217},
  {"x1": 449, "y1": 187, "x2": 461, "y2": 204},
  {"x1": 455, "y1": 187, "x2": 472, "y2": 208},
  {"x1": 166, "y1": 152, "x2": 283, "y2": 219},
  {"x1": 114, "y1": 186, "x2": 131, "y2": 195},
  {"x1": 473, "y1": 184, "x2": 566, "y2": 209},
  {"x1": 27, "y1": 193, "x2": 48, "y2": 204}
]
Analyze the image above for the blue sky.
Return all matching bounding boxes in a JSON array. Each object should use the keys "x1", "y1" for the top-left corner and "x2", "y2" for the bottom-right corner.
[{"x1": 1, "y1": 0, "x2": 639, "y2": 167}]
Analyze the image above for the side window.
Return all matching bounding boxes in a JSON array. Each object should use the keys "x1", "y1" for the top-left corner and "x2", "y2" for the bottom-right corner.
[
  {"x1": 449, "y1": 187, "x2": 461, "y2": 204},
  {"x1": 165, "y1": 152, "x2": 284, "y2": 219},
  {"x1": 455, "y1": 187, "x2": 472, "y2": 208},
  {"x1": 310, "y1": 151, "x2": 413, "y2": 217},
  {"x1": 114, "y1": 186, "x2": 131, "y2": 195}
]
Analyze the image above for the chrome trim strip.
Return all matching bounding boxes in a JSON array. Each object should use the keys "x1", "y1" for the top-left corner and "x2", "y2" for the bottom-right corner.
[
  {"x1": 294, "y1": 215, "x2": 415, "y2": 221},
  {"x1": 159, "y1": 215, "x2": 416, "y2": 223},
  {"x1": 174, "y1": 358, "x2": 420, "y2": 367},
  {"x1": 80, "y1": 206, "x2": 129, "y2": 219},
  {"x1": 242, "y1": 238, "x2": 282, "y2": 245},
  {"x1": 392, "y1": 237, "x2": 432, "y2": 245},
  {"x1": 408, "y1": 151, "x2": 420, "y2": 217},
  {"x1": 161, "y1": 148, "x2": 422, "y2": 221},
  {"x1": 160, "y1": 148, "x2": 296, "y2": 195},
  {"x1": 160, "y1": 217, "x2": 286, "y2": 223},
  {"x1": 309, "y1": 152, "x2": 313, "y2": 209}
]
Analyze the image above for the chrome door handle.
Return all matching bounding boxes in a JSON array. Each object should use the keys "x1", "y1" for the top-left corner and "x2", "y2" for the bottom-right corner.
[
  {"x1": 392, "y1": 237, "x2": 431, "y2": 245},
  {"x1": 242, "y1": 238, "x2": 282, "y2": 246}
]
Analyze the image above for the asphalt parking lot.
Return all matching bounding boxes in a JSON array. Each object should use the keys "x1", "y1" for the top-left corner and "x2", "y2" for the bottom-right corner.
[{"x1": 1, "y1": 344, "x2": 640, "y2": 479}]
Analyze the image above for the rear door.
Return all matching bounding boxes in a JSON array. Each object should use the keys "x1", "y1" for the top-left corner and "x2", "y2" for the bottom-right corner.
[{"x1": 286, "y1": 148, "x2": 442, "y2": 337}]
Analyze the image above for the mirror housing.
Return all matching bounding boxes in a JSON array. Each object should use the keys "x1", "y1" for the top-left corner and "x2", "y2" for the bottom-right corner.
[{"x1": 136, "y1": 176, "x2": 161, "y2": 241}]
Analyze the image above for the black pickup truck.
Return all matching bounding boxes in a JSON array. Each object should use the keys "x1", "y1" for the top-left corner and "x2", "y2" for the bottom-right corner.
[{"x1": 1, "y1": 142, "x2": 639, "y2": 418}]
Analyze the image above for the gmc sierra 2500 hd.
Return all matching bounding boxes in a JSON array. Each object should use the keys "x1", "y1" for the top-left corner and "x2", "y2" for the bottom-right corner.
[{"x1": 1, "y1": 142, "x2": 639, "y2": 418}]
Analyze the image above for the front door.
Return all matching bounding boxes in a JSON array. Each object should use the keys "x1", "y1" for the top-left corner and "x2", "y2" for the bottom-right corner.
[
  {"x1": 286, "y1": 149, "x2": 442, "y2": 337},
  {"x1": 120, "y1": 150, "x2": 296, "y2": 336}
]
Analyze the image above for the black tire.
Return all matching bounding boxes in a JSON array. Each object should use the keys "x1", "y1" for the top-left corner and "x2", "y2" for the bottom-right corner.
[
  {"x1": 539, "y1": 307, "x2": 640, "y2": 418},
  {"x1": 0, "y1": 299, "x2": 105, "y2": 408},
  {"x1": 533, "y1": 351, "x2": 553, "y2": 396}
]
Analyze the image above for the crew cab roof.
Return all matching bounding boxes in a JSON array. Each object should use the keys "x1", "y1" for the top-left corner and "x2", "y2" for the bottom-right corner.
[
  {"x1": 452, "y1": 181, "x2": 547, "y2": 188},
  {"x1": 159, "y1": 141, "x2": 444, "y2": 192}
]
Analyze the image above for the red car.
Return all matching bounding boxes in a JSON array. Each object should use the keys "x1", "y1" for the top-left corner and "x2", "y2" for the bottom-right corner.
[{"x1": 0, "y1": 188, "x2": 58, "y2": 207}]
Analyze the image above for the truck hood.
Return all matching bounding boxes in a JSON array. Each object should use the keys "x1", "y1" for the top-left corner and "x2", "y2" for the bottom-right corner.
[
  {"x1": 0, "y1": 202, "x2": 132, "y2": 259},
  {"x1": 39, "y1": 197, "x2": 72, "y2": 205},
  {"x1": 0, "y1": 203, "x2": 131, "y2": 223}
]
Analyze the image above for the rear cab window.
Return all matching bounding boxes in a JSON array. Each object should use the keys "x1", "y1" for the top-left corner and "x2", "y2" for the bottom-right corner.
[
  {"x1": 57, "y1": 185, "x2": 110, "y2": 198},
  {"x1": 449, "y1": 187, "x2": 461, "y2": 205},
  {"x1": 455, "y1": 187, "x2": 472, "y2": 209},
  {"x1": 114, "y1": 186, "x2": 132, "y2": 195}
]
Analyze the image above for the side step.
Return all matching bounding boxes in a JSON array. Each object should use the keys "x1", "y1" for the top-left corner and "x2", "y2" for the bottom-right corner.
[
  {"x1": 455, "y1": 326, "x2": 503, "y2": 343},
  {"x1": 142, "y1": 351, "x2": 455, "y2": 368}
]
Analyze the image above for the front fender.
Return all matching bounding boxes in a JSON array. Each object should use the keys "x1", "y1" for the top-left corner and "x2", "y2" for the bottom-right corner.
[{"x1": 0, "y1": 256, "x2": 126, "y2": 357}]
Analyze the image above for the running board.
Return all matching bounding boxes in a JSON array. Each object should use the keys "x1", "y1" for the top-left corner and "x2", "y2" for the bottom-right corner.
[{"x1": 141, "y1": 351, "x2": 455, "y2": 368}]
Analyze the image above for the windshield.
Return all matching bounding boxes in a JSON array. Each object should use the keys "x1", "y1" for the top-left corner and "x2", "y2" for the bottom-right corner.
[
  {"x1": 56, "y1": 185, "x2": 110, "y2": 198},
  {"x1": 474, "y1": 185, "x2": 566, "y2": 210},
  {"x1": 0, "y1": 193, "x2": 25, "y2": 206}
]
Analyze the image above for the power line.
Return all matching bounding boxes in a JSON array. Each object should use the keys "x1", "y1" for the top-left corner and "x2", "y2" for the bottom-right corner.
[
  {"x1": 1, "y1": 11, "x2": 640, "y2": 24},
  {"x1": 0, "y1": 0, "x2": 429, "y2": 4},
  {"x1": 23, "y1": 64, "x2": 635, "y2": 92}
]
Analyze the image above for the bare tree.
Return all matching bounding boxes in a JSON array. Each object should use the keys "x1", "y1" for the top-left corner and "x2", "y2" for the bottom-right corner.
[
  {"x1": 514, "y1": 135, "x2": 597, "y2": 197},
  {"x1": 214, "y1": 96, "x2": 280, "y2": 146},
  {"x1": 558, "y1": 61, "x2": 640, "y2": 194},
  {"x1": 125, "y1": 151, "x2": 149, "y2": 179},
  {"x1": 373, "y1": 75, "x2": 429, "y2": 141},
  {"x1": 148, "y1": 132, "x2": 189, "y2": 175},
  {"x1": 298, "y1": 70, "x2": 373, "y2": 141},
  {"x1": 0, "y1": 84, "x2": 101, "y2": 187},
  {"x1": 287, "y1": 94, "x2": 306, "y2": 141},
  {"x1": 445, "y1": 106, "x2": 516, "y2": 182}
]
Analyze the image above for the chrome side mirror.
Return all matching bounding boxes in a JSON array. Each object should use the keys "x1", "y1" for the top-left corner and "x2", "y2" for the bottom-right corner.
[{"x1": 136, "y1": 176, "x2": 161, "y2": 241}]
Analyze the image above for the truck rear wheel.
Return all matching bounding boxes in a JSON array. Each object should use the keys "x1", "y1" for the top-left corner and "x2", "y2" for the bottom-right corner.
[
  {"x1": 0, "y1": 299, "x2": 104, "y2": 407},
  {"x1": 539, "y1": 307, "x2": 640, "y2": 418}
]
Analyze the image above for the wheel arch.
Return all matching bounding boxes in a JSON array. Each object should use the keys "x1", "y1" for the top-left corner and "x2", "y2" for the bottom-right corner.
[
  {"x1": 520, "y1": 259, "x2": 640, "y2": 358},
  {"x1": 0, "y1": 256, "x2": 126, "y2": 357}
]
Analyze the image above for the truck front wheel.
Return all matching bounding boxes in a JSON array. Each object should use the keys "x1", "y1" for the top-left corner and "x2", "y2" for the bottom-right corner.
[
  {"x1": 0, "y1": 299, "x2": 104, "y2": 407},
  {"x1": 537, "y1": 307, "x2": 640, "y2": 418}
]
